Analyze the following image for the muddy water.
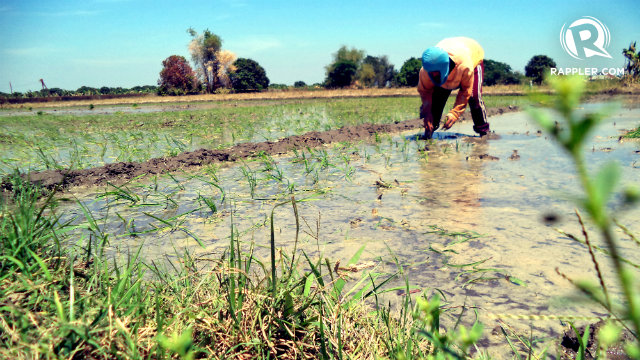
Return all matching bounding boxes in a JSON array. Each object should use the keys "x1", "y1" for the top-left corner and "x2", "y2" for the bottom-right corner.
[{"x1": 61, "y1": 107, "x2": 640, "y2": 357}]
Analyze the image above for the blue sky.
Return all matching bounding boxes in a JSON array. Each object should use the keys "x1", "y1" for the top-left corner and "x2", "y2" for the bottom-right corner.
[{"x1": 1, "y1": 0, "x2": 639, "y2": 93}]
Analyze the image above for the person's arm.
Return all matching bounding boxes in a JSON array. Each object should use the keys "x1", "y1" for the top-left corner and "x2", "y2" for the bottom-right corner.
[{"x1": 442, "y1": 69, "x2": 473, "y2": 129}]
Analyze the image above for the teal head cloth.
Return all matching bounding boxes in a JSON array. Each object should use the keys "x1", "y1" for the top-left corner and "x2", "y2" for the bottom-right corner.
[{"x1": 422, "y1": 47, "x2": 450, "y2": 86}]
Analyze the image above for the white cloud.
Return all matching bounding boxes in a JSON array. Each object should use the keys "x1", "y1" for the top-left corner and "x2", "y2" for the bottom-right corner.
[{"x1": 228, "y1": 36, "x2": 284, "y2": 55}]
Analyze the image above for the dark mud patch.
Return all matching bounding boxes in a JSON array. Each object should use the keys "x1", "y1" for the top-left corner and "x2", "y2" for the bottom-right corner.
[
  {"x1": 466, "y1": 154, "x2": 500, "y2": 161},
  {"x1": 560, "y1": 320, "x2": 634, "y2": 360},
  {"x1": 1, "y1": 106, "x2": 518, "y2": 192}
]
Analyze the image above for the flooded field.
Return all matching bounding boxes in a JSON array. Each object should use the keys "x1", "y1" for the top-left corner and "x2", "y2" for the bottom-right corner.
[{"x1": 55, "y1": 106, "x2": 640, "y2": 357}]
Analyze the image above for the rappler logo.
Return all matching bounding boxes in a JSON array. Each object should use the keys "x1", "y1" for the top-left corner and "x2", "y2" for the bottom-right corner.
[{"x1": 560, "y1": 16, "x2": 612, "y2": 60}]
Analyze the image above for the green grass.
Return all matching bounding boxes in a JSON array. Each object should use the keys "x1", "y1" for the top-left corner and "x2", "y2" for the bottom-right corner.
[
  {"x1": 0, "y1": 95, "x2": 530, "y2": 176},
  {"x1": 0, "y1": 171, "x2": 495, "y2": 359},
  {"x1": 625, "y1": 127, "x2": 640, "y2": 138}
]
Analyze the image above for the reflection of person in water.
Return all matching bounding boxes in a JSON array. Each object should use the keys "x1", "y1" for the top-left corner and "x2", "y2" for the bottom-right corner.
[
  {"x1": 418, "y1": 37, "x2": 490, "y2": 139},
  {"x1": 418, "y1": 140, "x2": 489, "y2": 231}
]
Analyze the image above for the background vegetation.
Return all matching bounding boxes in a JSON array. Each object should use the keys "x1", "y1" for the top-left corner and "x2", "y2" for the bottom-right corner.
[{"x1": 2, "y1": 34, "x2": 638, "y2": 101}]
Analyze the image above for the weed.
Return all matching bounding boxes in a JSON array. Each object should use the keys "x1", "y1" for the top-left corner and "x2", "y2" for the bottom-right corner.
[{"x1": 529, "y1": 75, "x2": 640, "y2": 357}]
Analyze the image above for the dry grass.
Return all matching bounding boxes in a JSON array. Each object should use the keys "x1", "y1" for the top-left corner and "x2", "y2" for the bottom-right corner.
[
  {"x1": 5, "y1": 83, "x2": 639, "y2": 110},
  {"x1": 1, "y1": 85, "x2": 535, "y2": 110}
]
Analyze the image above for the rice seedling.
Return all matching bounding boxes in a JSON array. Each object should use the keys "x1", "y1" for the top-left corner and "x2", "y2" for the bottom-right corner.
[
  {"x1": 238, "y1": 162, "x2": 260, "y2": 199},
  {"x1": 0, "y1": 95, "x2": 531, "y2": 178}
]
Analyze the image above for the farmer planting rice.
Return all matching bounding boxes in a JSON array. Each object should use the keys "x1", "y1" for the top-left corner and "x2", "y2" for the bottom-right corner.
[{"x1": 418, "y1": 37, "x2": 490, "y2": 139}]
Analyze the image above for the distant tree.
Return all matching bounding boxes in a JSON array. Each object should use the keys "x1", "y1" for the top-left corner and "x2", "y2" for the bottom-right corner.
[
  {"x1": 325, "y1": 60, "x2": 358, "y2": 88},
  {"x1": 294, "y1": 81, "x2": 307, "y2": 88},
  {"x1": 45, "y1": 88, "x2": 69, "y2": 96},
  {"x1": 359, "y1": 55, "x2": 395, "y2": 88},
  {"x1": 131, "y1": 85, "x2": 158, "y2": 93},
  {"x1": 230, "y1": 58, "x2": 270, "y2": 92},
  {"x1": 623, "y1": 42, "x2": 640, "y2": 80},
  {"x1": 483, "y1": 59, "x2": 522, "y2": 86},
  {"x1": 187, "y1": 28, "x2": 223, "y2": 93},
  {"x1": 99, "y1": 86, "x2": 111, "y2": 95},
  {"x1": 158, "y1": 55, "x2": 198, "y2": 95},
  {"x1": 331, "y1": 46, "x2": 365, "y2": 67},
  {"x1": 325, "y1": 46, "x2": 365, "y2": 87},
  {"x1": 359, "y1": 63, "x2": 376, "y2": 87},
  {"x1": 216, "y1": 49, "x2": 237, "y2": 88},
  {"x1": 395, "y1": 57, "x2": 422, "y2": 87},
  {"x1": 269, "y1": 83, "x2": 289, "y2": 90},
  {"x1": 76, "y1": 86, "x2": 99, "y2": 95},
  {"x1": 525, "y1": 55, "x2": 556, "y2": 84}
]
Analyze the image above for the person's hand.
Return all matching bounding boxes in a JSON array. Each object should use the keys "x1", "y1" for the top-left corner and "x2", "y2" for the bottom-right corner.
[{"x1": 442, "y1": 113, "x2": 456, "y2": 130}]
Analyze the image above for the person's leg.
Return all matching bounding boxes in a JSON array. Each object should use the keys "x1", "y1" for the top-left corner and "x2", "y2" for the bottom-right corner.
[
  {"x1": 470, "y1": 61, "x2": 490, "y2": 136},
  {"x1": 430, "y1": 86, "x2": 451, "y2": 130}
]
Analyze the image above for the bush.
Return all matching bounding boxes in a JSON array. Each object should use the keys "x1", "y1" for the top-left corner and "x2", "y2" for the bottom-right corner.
[
  {"x1": 230, "y1": 58, "x2": 270, "y2": 93},
  {"x1": 324, "y1": 60, "x2": 358, "y2": 88},
  {"x1": 525, "y1": 55, "x2": 556, "y2": 84},
  {"x1": 396, "y1": 57, "x2": 422, "y2": 87},
  {"x1": 483, "y1": 59, "x2": 522, "y2": 86}
]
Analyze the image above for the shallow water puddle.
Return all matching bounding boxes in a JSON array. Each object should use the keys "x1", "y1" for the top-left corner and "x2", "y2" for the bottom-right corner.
[{"x1": 60, "y1": 107, "x2": 640, "y2": 357}]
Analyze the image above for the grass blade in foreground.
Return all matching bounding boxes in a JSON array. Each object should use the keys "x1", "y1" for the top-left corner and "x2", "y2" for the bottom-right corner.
[{"x1": 529, "y1": 75, "x2": 640, "y2": 358}]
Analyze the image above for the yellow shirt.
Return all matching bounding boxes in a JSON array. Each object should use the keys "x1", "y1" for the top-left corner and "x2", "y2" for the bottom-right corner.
[{"x1": 417, "y1": 37, "x2": 484, "y2": 121}]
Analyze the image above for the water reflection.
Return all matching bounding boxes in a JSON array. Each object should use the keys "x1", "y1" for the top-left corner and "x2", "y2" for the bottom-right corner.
[{"x1": 58, "y1": 108, "x2": 640, "y2": 358}]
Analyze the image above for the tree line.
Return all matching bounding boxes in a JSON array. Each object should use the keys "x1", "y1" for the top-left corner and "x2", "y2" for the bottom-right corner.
[
  {"x1": 0, "y1": 86, "x2": 157, "y2": 100},
  {"x1": 2, "y1": 35, "x2": 638, "y2": 100}
]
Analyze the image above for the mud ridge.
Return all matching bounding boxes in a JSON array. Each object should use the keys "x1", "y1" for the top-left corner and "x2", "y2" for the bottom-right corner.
[{"x1": 2, "y1": 106, "x2": 518, "y2": 192}]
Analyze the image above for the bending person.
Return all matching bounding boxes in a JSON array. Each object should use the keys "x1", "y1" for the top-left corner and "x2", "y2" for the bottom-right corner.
[{"x1": 418, "y1": 37, "x2": 490, "y2": 139}]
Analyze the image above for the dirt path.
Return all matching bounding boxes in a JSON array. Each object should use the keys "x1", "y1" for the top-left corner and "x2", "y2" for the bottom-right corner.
[{"x1": 1, "y1": 106, "x2": 518, "y2": 192}]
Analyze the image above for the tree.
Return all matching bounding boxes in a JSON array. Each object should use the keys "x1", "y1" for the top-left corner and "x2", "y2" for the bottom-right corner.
[
  {"x1": 325, "y1": 60, "x2": 358, "y2": 88},
  {"x1": 216, "y1": 49, "x2": 238, "y2": 88},
  {"x1": 187, "y1": 28, "x2": 223, "y2": 93},
  {"x1": 130, "y1": 85, "x2": 158, "y2": 93},
  {"x1": 325, "y1": 46, "x2": 365, "y2": 88},
  {"x1": 395, "y1": 57, "x2": 422, "y2": 87},
  {"x1": 360, "y1": 55, "x2": 395, "y2": 88},
  {"x1": 294, "y1": 81, "x2": 307, "y2": 88},
  {"x1": 623, "y1": 42, "x2": 640, "y2": 80},
  {"x1": 483, "y1": 59, "x2": 522, "y2": 86},
  {"x1": 158, "y1": 55, "x2": 198, "y2": 95},
  {"x1": 230, "y1": 58, "x2": 270, "y2": 92},
  {"x1": 44, "y1": 88, "x2": 69, "y2": 97},
  {"x1": 76, "y1": 86, "x2": 99, "y2": 95},
  {"x1": 331, "y1": 46, "x2": 365, "y2": 67},
  {"x1": 525, "y1": 55, "x2": 556, "y2": 84}
]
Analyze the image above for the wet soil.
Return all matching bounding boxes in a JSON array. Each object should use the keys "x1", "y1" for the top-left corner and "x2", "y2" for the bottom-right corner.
[
  {"x1": 2, "y1": 106, "x2": 518, "y2": 192},
  {"x1": 560, "y1": 321, "x2": 634, "y2": 360}
]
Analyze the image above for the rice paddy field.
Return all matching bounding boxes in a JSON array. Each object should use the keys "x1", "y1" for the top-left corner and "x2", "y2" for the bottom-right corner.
[{"x1": 1, "y1": 89, "x2": 640, "y2": 359}]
